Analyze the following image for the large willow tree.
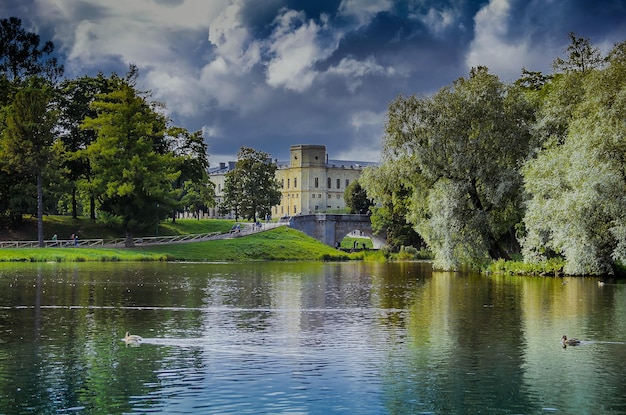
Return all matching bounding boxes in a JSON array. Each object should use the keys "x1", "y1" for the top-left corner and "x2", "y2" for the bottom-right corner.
[
  {"x1": 521, "y1": 41, "x2": 626, "y2": 275},
  {"x1": 377, "y1": 67, "x2": 534, "y2": 270}
]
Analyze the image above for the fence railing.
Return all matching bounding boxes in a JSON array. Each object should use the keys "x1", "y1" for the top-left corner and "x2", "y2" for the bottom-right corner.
[
  {"x1": 0, "y1": 232, "x2": 222, "y2": 249},
  {"x1": 105, "y1": 232, "x2": 221, "y2": 247},
  {"x1": 0, "y1": 222, "x2": 289, "y2": 249}
]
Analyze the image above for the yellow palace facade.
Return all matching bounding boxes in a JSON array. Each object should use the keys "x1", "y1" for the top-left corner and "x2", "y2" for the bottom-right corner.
[
  {"x1": 207, "y1": 144, "x2": 376, "y2": 219},
  {"x1": 273, "y1": 144, "x2": 375, "y2": 217}
]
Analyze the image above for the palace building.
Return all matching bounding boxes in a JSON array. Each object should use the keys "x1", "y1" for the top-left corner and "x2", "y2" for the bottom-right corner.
[{"x1": 207, "y1": 144, "x2": 377, "y2": 219}]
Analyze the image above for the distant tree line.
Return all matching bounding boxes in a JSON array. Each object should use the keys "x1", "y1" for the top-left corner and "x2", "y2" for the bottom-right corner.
[
  {"x1": 0, "y1": 17, "x2": 215, "y2": 247},
  {"x1": 362, "y1": 33, "x2": 626, "y2": 275}
]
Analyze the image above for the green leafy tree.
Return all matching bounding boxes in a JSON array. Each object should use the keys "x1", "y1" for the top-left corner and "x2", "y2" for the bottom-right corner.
[
  {"x1": 222, "y1": 147, "x2": 281, "y2": 221},
  {"x1": 381, "y1": 67, "x2": 534, "y2": 270},
  {"x1": 360, "y1": 163, "x2": 423, "y2": 251},
  {"x1": 0, "y1": 17, "x2": 63, "y2": 82},
  {"x1": 220, "y1": 168, "x2": 244, "y2": 220},
  {"x1": 1, "y1": 78, "x2": 58, "y2": 246},
  {"x1": 168, "y1": 127, "x2": 214, "y2": 221},
  {"x1": 344, "y1": 180, "x2": 373, "y2": 214},
  {"x1": 552, "y1": 32, "x2": 603, "y2": 73},
  {"x1": 81, "y1": 80, "x2": 180, "y2": 247},
  {"x1": 0, "y1": 17, "x2": 63, "y2": 226},
  {"x1": 521, "y1": 41, "x2": 626, "y2": 275},
  {"x1": 57, "y1": 73, "x2": 115, "y2": 219}
]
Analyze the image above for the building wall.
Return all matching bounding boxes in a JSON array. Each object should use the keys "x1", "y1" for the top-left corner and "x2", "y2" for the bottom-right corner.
[
  {"x1": 273, "y1": 145, "x2": 365, "y2": 217},
  {"x1": 208, "y1": 145, "x2": 372, "y2": 219}
]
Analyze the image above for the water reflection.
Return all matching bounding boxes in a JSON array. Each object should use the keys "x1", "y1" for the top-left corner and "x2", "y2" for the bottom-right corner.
[{"x1": 0, "y1": 262, "x2": 624, "y2": 414}]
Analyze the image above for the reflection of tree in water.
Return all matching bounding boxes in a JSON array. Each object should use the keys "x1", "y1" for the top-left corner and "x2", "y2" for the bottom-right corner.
[{"x1": 382, "y1": 271, "x2": 533, "y2": 414}]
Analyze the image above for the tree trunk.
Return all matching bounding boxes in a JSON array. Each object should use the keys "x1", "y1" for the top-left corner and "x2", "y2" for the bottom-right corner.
[
  {"x1": 71, "y1": 187, "x2": 78, "y2": 219},
  {"x1": 90, "y1": 195, "x2": 96, "y2": 220},
  {"x1": 37, "y1": 171, "x2": 44, "y2": 248},
  {"x1": 125, "y1": 230, "x2": 134, "y2": 248}
]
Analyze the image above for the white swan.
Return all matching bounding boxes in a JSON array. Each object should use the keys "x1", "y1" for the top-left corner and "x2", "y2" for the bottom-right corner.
[{"x1": 124, "y1": 331, "x2": 143, "y2": 344}]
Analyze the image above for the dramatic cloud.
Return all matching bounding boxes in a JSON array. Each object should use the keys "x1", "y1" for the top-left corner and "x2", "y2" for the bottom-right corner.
[{"x1": 3, "y1": 0, "x2": 624, "y2": 165}]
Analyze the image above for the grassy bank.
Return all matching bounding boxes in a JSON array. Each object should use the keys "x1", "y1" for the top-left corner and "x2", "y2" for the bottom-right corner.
[{"x1": 0, "y1": 217, "x2": 357, "y2": 262}]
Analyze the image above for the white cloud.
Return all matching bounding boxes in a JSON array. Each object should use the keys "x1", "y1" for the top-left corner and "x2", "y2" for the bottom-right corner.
[
  {"x1": 145, "y1": 69, "x2": 207, "y2": 118},
  {"x1": 208, "y1": 0, "x2": 261, "y2": 71},
  {"x1": 265, "y1": 9, "x2": 335, "y2": 92},
  {"x1": 37, "y1": 0, "x2": 226, "y2": 69},
  {"x1": 350, "y1": 110, "x2": 384, "y2": 131},
  {"x1": 466, "y1": 0, "x2": 531, "y2": 80},
  {"x1": 338, "y1": 0, "x2": 393, "y2": 26},
  {"x1": 420, "y1": 7, "x2": 457, "y2": 37},
  {"x1": 325, "y1": 57, "x2": 396, "y2": 92}
]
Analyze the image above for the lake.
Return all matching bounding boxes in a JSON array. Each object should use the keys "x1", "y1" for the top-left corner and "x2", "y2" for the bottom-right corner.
[{"x1": 0, "y1": 261, "x2": 624, "y2": 414}]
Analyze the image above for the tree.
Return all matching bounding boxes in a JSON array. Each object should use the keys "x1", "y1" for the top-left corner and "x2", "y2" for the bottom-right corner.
[
  {"x1": 81, "y1": 80, "x2": 180, "y2": 247},
  {"x1": 552, "y1": 32, "x2": 603, "y2": 73},
  {"x1": 521, "y1": 41, "x2": 626, "y2": 275},
  {"x1": 0, "y1": 17, "x2": 63, "y2": 227},
  {"x1": 360, "y1": 163, "x2": 423, "y2": 251},
  {"x1": 381, "y1": 67, "x2": 534, "y2": 270},
  {"x1": 168, "y1": 127, "x2": 214, "y2": 221},
  {"x1": 0, "y1": 17, "x2": 63, "y2": 82},
  {"x1": 221, "y1": 147, "x2": 282, "y2": 221},
  {"x1": 1, "y1": 78, "x2": 58, "y2": 246},
  {"x1": 344, "y1": 180, "x2": 372, "y2": 214},
  {"x1": 57, "y1": 73, "x2": 114, "y2": 219}
]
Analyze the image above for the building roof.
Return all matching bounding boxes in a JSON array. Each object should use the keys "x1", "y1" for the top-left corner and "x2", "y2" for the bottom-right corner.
[{"x1": 209, "y1": 155, "x2": 378, "y2": 175}]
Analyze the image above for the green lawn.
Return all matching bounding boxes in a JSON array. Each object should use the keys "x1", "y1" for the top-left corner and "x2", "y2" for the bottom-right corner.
[{"x1": 0, "y1": 217, "x2": 358, "y2": 262}]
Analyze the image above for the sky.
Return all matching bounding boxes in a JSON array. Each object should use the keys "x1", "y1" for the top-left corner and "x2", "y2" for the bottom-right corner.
[{"x1": 2, "y1": 0, "x2": 625, "y2": 166}]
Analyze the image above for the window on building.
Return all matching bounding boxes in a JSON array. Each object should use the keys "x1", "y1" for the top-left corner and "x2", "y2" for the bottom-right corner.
[
  {"x1": 315, "y1": 177, "x2": 319, "y2": 188},
  {"x1": 281, "y1": 179, "x2": 284, "y2": 188},
  {"x1": 294, "y1": 178, "x2": 297, "y2": 188},
  {"x1": 336, "y1": 178, "x2": 340, "y2": 189},
  {"x1": 327, "y1": 177, "x2": 331, "y2": 188},
  {"x1": 337, "y1": 194, "x2": 341, "y2": 199},
  {"x1": 318, "y1": 194, "x2": 322, "y2": 198},
  {"x1": 345, "y1": 179, "x2": 349, "y2": 187},
  {"x1": 293, "y1": 206, "x2": 297, "y2": 214},
  {"x1": 312, "y1": 194, "x2": 316, "y2": 198}
]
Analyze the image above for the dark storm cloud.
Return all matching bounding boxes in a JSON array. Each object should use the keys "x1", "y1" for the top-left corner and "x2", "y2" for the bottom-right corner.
[{"x1": 2, "y1": 0, "x2": 625, "y2": 164}]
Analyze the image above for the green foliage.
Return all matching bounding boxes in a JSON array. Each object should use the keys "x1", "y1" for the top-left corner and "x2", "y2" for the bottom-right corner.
[
  {"x1": 552, "y1": 32, "x2": 603, "y2": 73},
  {"x1": 488, "y1": 257, "x2": 565, "y2": 276},
  {"x1": 380, "y1": 66, "x2": 534, "y2": 270},
  {"x1": 1, "y1": 78, "x2": 58, "y2": 246},
  {"x1": 57, "y1": 73, "x2": 114, "y2": 218},
  {"x1": 81, "y1": 79, "x2": 180, "y2": 245},
  {"x1": 168, "y1": 127, "x2": 215, "y2": 219},
  {"x1": 521, "y1": 41, "x2": 626, "y2": 275},
  {"x1": 0, "y1": 17, "x2": 63, "y2": 82},
  {"x1": 343, "y1": 180, "x2": 373, "y2": 214},
  {"x1": 221, "y1": 147, "x2": 282, "y2": 221},
  {"x1": 360, "y1": 164, "x2": 423, "y2": 250}
]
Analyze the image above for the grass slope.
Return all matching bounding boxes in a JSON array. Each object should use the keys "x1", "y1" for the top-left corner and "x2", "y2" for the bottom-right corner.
[
  {"x1": 135, "y1": 227, "x2": 351, "y2": 262},
  {"x1": 0, "y1": 217, "x2": 353, "y2": 262}
]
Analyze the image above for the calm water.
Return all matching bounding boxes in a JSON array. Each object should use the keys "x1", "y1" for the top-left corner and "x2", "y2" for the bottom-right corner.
[{"x1": 0, "y1": 261, "x2": 624, "y2": 414}]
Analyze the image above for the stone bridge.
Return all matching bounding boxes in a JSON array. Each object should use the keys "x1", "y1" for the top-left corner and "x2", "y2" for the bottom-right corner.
[{"x1": 288, "y1": 214, "x2": 386, "y2": 249}]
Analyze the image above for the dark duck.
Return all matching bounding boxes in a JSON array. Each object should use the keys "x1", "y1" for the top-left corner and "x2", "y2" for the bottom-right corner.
[{"x1": 561, "y1": 335, "x2": 581, "y2": 347}]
